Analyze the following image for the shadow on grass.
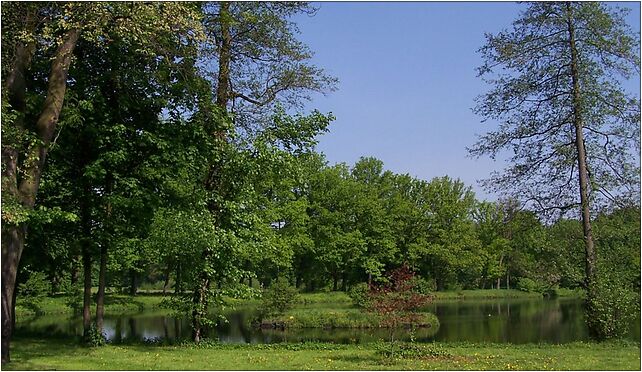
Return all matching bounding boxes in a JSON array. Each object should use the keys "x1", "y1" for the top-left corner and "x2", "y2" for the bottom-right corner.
[
  {"x1": 333, "y1": 353, "x2": 381, "y2": 365},
  {"x1": 101, "y1": 294, "x2": 146, "y2": 312},
  {"x1": 5, "y1": 337, "x2": 84, "y2": 370}
]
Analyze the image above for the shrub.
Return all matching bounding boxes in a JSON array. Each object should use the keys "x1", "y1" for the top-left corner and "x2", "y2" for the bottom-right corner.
[
  {"x1": 586, "y1": 273, "x2": 639, "y2": 340},
  {"x1": 516, "y1": 277, "x2": 546, "y2": 293},
  {"x1": 347, "y1": 283, "x2": 370, "y2": 308},
  {"x1": 366, "y1": 264, "x2": 434, "y2": 343},
  {"x1": 409, "y1": 276, "x2": 436, "y2": 295},
  {"x1": 85, "y1": 323, "x2": 106, "y2": 347},
  {"x1": 18, "y1": 271, "x2": 50, "y2": 314},
  {"x1": 65, "y1": 283, "x2": 84, "y2": 314},
  {"x1": 259, "y1": 277, "x2": 298, "y2": 317}
]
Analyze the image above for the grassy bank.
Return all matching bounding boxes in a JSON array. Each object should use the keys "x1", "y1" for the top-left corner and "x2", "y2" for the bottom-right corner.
[
  {"x1": 5, "y1": 337, "x2": 639, "y2": 370},
  {"x1": 16, "y1": 288, "x2": 583, "y2": 319},
  {"x1": 262, "y1": 308, "x2": 440, "y2": 330},
  {"x1": 15, "y1": 294, "x2": 167, "y2": 318},
  {"x1": 432, "y1": 289, "x2": 584, "y2": 300}
]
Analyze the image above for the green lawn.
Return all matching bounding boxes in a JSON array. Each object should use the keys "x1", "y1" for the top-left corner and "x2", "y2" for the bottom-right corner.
[{"x1": 5, "y1": 337, "x2": 639, "y2": 370}]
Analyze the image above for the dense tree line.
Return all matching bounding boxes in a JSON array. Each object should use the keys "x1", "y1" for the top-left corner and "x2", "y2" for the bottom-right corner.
[{"x1": 1, "y1": 1, "x2": 639, "y2": 363}]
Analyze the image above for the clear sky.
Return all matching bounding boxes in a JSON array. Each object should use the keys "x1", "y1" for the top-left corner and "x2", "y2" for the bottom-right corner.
[{"x1": 295, "y1": 1, "x2": 641, "y2": 201}]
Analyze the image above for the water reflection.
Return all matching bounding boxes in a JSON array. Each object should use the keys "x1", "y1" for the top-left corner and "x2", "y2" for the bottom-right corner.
[{"x1": 16, "y1": 298, "x2": 640, "y2": 344}]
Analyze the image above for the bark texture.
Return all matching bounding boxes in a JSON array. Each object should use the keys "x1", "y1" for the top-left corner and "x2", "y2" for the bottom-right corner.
[
  {"x1": 566, "y1": 1, "x2": 598, "y2": 337},
  {"x1": 1, "y1": 27, "x2": 80, "y2": 363}
]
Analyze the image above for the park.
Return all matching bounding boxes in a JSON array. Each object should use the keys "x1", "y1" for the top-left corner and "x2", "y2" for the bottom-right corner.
[{"x1": 2, "y1": 2, "x2": 640, "y2": 370}]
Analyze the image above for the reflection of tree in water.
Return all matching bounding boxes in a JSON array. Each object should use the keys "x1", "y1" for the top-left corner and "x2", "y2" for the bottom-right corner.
[
  {"x1": 13, "y1": 299, "x2": 638, "y2": 344},
  {"x1": 128, "y1": 318, "x2": 137, "y2": 339},
  {"x1": 115, "y1": 318, "x2": 122, "y2": 343},
  {"x1": 163, "y1": 317, "x2": 169, "y2": 339}
]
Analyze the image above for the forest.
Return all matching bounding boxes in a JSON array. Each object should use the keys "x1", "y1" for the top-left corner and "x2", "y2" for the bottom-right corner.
[{"x1": 1, "y1": 1, "x2": 640, "y2": 370}]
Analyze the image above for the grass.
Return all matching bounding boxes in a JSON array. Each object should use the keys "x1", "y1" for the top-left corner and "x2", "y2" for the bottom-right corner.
[
  {"x1": 262, "y1": 308, "x2": 440, "y2": 330},
  {"x1": 296, "y1": 289, "x2": 583, "y2": 304},
  {"x1": 4, "y1": 337, "x2": 639, "y2": 370}
]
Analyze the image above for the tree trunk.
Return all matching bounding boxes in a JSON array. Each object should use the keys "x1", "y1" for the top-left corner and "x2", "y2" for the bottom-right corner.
[
  {"x1": 1, "y1": 10, "x2": 37, "y2": 364},
  {"x1": 191, "y1": 273, "x2": 211, "y2": 343},
  {"x1": 2, "y1": 27, "x2": 80, "y2": 362},
  {"x1": 175, "y1": 262, "x2": 182, "y2": 294},
  {"x1": 497, "y1": 254, "x2": 504, "y2": 290},
  {"x1": 162, "y1": 263, "x2": 171, "y2": 295},
  {"x1": 82, "y1": 245, "x2": 92, "y2": 338},
  {"x1": 190, "y1": 0, "x2": 233, "y2": 343},
  {"x1": 566, "y1": 2, "x2": 597, "y2": 335},
  {"x1": 1, "y1": 225, "x2": 25, "y2": 364},
  {"x1": 215, "y1": 1, "x2": 232, "y2": 110},
  {"x1": 70, "y1": 257, "x2": 80, "y2": 286},
  {"x1": 95, "y1": 244, "x2": 107, "y2": 334},
  {"x1": 18, "y1": 28, "x2": 80, "y2": 207},
  {"x1": 129, "y1": 270, "x2": 138, "y2": 296},
  {"x1": 80, "y1": 177, "x2": 93, "y2": 338}
]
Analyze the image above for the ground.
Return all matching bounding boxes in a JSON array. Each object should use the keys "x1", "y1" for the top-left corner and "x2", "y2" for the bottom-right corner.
[{"x1": 5, "y1": 337, "x2": 640, "y2": 370}]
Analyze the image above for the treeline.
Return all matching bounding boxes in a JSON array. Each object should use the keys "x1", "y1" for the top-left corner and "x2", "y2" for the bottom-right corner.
[{"x1": 22, "y1": 154, "x2": 641, "y2": 297}]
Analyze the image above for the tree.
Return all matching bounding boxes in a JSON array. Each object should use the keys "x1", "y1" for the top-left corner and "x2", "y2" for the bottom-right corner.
[
  {"x1": 185, "y1": 2, "x2": 336, "y2": 342},
  {"x1": 201, "y1": 2, "x2": 337, "y2": 129},
  {"x1": 366, "y1": 264, "x2": 433, "y2": 345},
  {"x1": 1, "y1": 2, "x2": 204, "y2": 361},
  {"x1": 470, "y1": 1, "x2": 640, "y2": 339},
  {"x1": 410, "y1": 177, "x2": 481, "y2": 290}
]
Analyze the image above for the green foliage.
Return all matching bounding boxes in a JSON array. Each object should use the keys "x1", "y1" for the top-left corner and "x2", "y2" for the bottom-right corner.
[
  {"x1": 408, "y1": 276, "x2": 436, "y2": 295},
  {"x1": 347, "y1": 283, "x2": 371, "y2": 308},
  {"x1": 84, "y1": 323, "x2": 106, "y2": 347},
  {"x1": 471, "y1": 2, "x2": 640, "y2": 215},
  {"x1": 17, "y1": 271, "x2": 49, "y2": 313},
  {"x1": 516, "y1": 278, "x2": 546, "y2": 294},
  {"x1": 586, "y1": 273, "x2": 640, "y2": 340},
  {"x1": 64, "y1": 283, "x2": 84, "y2": 314},
  {"x1": 259, "y1": 277, "x2": 298, "y2": 317}
]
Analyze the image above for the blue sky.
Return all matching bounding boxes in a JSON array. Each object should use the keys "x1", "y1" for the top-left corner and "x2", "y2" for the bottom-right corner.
[{"x1": 295, "y1": 2, "x2": 641, "y2": 200}]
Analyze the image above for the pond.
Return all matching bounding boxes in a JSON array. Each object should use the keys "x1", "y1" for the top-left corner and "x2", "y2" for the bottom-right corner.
[{"x1": 16, "y1": 298, "x2": 640, "y2": 344}]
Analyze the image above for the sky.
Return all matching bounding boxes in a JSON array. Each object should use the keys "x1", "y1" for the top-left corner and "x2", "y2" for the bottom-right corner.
[{"x1": 294, "y1": 1, "x2": 641, "y2": 201}]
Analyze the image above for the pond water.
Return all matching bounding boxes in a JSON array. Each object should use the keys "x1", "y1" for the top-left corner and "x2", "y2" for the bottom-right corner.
[{"x1": 16, "y1": 298, "x2": 640, "y2": 344}]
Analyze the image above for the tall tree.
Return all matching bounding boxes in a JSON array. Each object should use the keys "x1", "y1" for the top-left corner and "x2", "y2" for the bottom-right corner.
[
  {"x1": 470, "y1": 2, "x2": 640, "y2": 339},
  {"x1": 186, "y1": 2, "x2": 337, "y2": 342},
  {"x1": 202, "y1": 2, "x2": 337, "y2": 129},
  {"x1": 1, "y1": 2, "x2": 203, "y2": 361}
]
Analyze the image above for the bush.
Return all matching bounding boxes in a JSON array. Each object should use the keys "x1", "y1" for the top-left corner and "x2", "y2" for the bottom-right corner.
[
  {"x1": 409, "y1": 276, "x2": 436, "y2": 295},
  {"x1": 18, "y1": 271, "x2": 50, "y2": 313},
  {"x1": 516, "y1": 277, "x2": 546, "y2": 293},
  {"x1": 259, "y1": 277, "x2": 298, "y2": 317},
  {"x1": 347, "y1": 283, "x2": 370, "y2": 308},
  {"x1": 586, "y1": 273, "x2": 639, "y2": 340},
  {"x1": 65, "y1": 283, "x2": 84, "y2": 314},
  {"x1": 85, "y1": 323, "x2": 106, "y2": 347}
]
